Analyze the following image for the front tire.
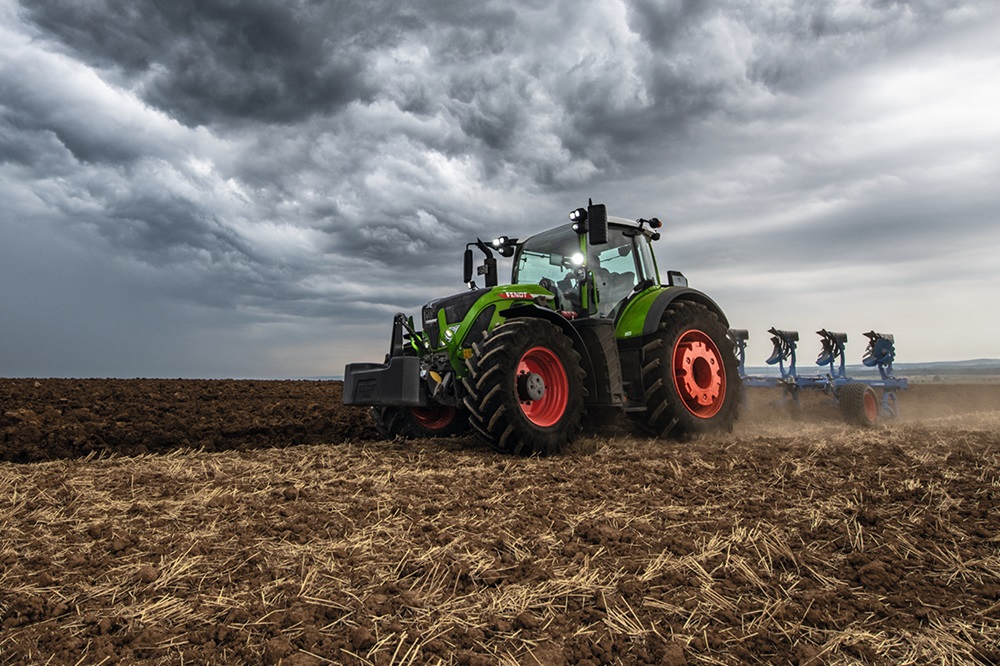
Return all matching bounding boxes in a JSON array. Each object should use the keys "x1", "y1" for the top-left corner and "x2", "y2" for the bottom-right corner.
[
  {"x1": 462, "y1": 318, "x2": 585, "y2": 455},
  {"x1": 372, "y1": 405, "x2": 468, "y2": 439},
  {"x1": 633, "y1": 301, "x2": 740, "y2": 438}
]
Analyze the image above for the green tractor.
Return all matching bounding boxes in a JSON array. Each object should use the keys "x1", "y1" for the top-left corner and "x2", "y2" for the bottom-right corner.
[{"x1": 343, "y1": 201, "x2": 740, "y2": 454}]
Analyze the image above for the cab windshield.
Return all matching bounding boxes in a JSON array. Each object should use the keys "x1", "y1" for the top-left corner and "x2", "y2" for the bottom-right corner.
[
  {"x1": 514, "y1": 224, "x2": 659, "y2": 317},
  {"x1": 513, "y1": 225, "x2": 582, "y2": 286}
]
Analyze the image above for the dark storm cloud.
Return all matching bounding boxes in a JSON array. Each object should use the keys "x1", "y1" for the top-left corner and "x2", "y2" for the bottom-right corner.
[
  {"x1": 626, "y1": 0, "x2": 711, "y2": 49},
  {"x1": 25, "y1": 0, "x2": 941, "y2": 193},
  {"x1": 1, "y1": 105, "x2": 145, "y2": 168},
  {"x1": 624, "y1": 0, "x2": 978, "y2": 109},
  {"x1": 0, "y1": 64, "x2": 152, "y2": 168},
  {"x1": 16, "y1": 0, "x2": 996, "y2": 176},
  {"x1": 103, "y1": 193, "x2": 249, "y2": 263},
  {"x1": 21, "y1": 0, "x2": 385, "y2": 126}
]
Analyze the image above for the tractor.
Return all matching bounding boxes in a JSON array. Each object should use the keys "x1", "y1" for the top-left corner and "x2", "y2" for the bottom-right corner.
[{"x1": 343, "y1": 201, "x2": 740, "y2": 454}]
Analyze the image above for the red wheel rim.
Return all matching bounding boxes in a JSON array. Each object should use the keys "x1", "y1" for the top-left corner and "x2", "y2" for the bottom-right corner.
[
  {"x1": 410, "y1": 406, "x2": 456, "y2": 431},
  {"x1": 862, "y1": 390, "x2": 878, "y2": 424},
  {"x1": 516, "y1": 346, "x2": 569, "y2": 427},
  {"x1": 672, "y1": 329, "x2": 726, "y2": 419}
]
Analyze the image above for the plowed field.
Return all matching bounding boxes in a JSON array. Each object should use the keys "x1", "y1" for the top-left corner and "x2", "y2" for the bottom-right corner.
[{"x1": 2, "y1": 379, "x2": 999, "y2": 665}]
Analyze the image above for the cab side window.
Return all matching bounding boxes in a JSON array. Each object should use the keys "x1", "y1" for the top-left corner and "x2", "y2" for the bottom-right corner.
[{"x1": 591, "y1": 229, "x2": 639, "y2": 317}]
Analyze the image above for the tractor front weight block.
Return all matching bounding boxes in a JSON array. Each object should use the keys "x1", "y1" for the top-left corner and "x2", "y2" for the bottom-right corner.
[{"x1": 343, "y1": 356, "x2": 427, "y2": 407}]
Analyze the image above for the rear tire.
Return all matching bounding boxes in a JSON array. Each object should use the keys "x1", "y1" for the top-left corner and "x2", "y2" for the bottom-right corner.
[
  {"x1": 632, "y1": 301, "x2": 740, "y2": 438},
  {"x1": 372, "y1": 405, "x2": 468, "y2": 439},
  {"x1": 462, "y1": 318, "x2": 585, "y2": 455},
  {"x1": 838, "y1": 383, "x2": 879, "y2": 427}
]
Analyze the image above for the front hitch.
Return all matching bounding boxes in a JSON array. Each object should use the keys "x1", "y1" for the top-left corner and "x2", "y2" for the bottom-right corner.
[{"x1": 389, "y1": 313, "x2": 426, "y2": 358}]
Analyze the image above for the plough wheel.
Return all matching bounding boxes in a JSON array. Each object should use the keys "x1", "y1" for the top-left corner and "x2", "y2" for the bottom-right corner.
[
  {"x1": 372, "y1": 405, "x2": 468, "y2": 439},
  {"x1": 838, "y1": 383, "x2": 879, "y2": 427},
  {"x1": 462, "y1": 318, "x2": 585, "y2": 455},
  {"x1": 633, "y1": 301, "x2": 740, "y2": 438}
]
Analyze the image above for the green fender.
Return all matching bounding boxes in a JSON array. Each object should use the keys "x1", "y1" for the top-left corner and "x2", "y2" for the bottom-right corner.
[{"x1": 615, "y1": 286, "x2": 730, "y2": 340}]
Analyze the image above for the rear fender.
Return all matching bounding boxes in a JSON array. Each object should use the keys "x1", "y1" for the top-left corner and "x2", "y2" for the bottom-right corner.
[{"x1": 616, "y1": 286, "x2": 729, "y2": 340}]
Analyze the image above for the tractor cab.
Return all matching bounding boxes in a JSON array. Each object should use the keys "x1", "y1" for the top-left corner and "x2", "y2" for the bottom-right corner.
[{"x1": 511, "y1": 216, "x2": 662, "y2": 319}]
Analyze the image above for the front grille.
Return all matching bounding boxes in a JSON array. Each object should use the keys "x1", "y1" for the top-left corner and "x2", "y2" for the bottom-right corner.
[{"x1": 422, "y1": 290, "x2": 485, "y2": 348}]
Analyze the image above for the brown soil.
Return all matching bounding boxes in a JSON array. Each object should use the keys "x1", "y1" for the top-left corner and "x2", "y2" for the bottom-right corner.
[
  {"x1": 2, "y1": 379, "x2": 999, "y2": 664},
  {"x1": 0, "y1": 379, "x2": 376, "y2": 463}
]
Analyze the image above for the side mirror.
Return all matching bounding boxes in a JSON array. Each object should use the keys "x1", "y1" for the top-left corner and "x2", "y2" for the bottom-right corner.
[
  {"x1": 588, "y1": 203, "x2": 608, "y2": 245},
  {"x1": 463, "y1": 248, "x2": 474, "y2": 285},
  {"x1": 466, "y1": 240, "x2": 498, "y2": 289}
]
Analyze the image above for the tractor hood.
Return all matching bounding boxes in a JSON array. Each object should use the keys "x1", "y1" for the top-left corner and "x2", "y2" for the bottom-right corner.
[{"x1": 422, "y1": 290, "x2": 485, "y2": 349}]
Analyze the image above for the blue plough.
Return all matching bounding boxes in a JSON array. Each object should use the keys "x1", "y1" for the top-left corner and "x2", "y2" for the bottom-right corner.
[{"x1": 730, "y1": 328, "x2": 908, "y2": 425}]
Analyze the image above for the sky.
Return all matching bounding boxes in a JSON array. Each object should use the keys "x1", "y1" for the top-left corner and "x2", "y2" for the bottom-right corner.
[{"x1": 1, "y1": 0, "x2": 998, "y2": 379}]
